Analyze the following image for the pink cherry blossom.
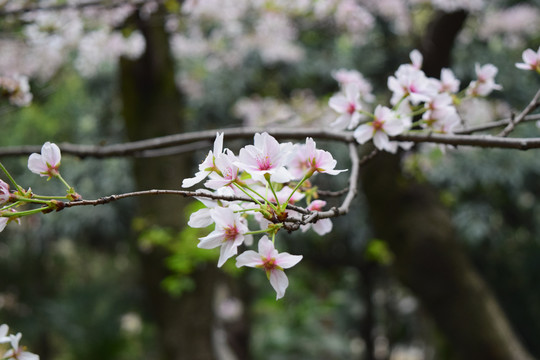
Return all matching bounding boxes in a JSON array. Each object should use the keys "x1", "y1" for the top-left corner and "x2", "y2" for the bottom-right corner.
[
  {"x1": 27, "y1": 142, "x2": 61, "y2": 178},
  {"x1": 236, "y1": 132, "x2": 293, "y2": 183},
  {"x1": 353, "y1": 105, "x2": 408, "y2": 153},
  {"x1": 387, "y1": 65, "x2": 437, "y2": 105},
  {"x1": 236, "y1": 236, "x2": 302, "y2": 300},
  {"x1": 205, "y1": 150, "x2": 242, "y2": 191},
  {"x1": 182, "y1": 132, "x2": 224, "y2": 188},
  {"x1": 466, "y1": 63, "x2": 502, "y2": 97},
  {"x1": 328, "y1": 83, "x2": 364, "y2": 130},
  {"x1": 0, "y1": 179, "x2": 10, "y2": 204},
  {"x1": 439, "y1": 68, "x2": 460, "y2": 93},
  {"x1": 331, "y1": 69, "x2": 375, "y2": 102},
  {"x1": 515, "y1": 47, "x2": 540, "y2": 72},
  {"x1": 289, "y1": 137, "x2": 346, "y2": 178},
  {"x1": 198, "y1": 207, "x2": 250, "y2": 267},
  {"x1": 300, "y1": 200, "x2": 333, "y2": 235}
]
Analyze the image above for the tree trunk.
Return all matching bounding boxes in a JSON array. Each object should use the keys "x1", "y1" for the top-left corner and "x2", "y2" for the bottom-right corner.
[
  {"x1": 119, "y1": 7, "x2": 218, "y2": 360},
  {"x1": 361, "y1": 10, "x2": 535, "y2": 360}
]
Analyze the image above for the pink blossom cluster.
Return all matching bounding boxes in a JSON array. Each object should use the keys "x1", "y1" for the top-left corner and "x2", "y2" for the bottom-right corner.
[
  {"x1": 0, "y1": 74, "x2": 32, "y2": 107},
  {"x1": 0, "y1": 323, "x2": 39, "y2": 360},
  {"x1": 329, "y1": 49, "x2": 503, "y2": 153},
  {"x1": 0, "y1": 142, "x2": 66, "y2": 233},
  {"x1": 183, "y1": 132, "x2": 346, "y2": 299}
]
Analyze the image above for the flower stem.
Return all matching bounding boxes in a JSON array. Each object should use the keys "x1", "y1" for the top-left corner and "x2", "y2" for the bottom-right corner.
[{"x1": 0, "y1": 161, "x2": 23, "y2": 193}]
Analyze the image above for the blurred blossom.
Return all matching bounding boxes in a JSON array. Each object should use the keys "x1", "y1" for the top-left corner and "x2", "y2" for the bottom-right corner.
[
  {"x1": 479, "y1": 5, "x2": 540, "y2": 47},
  {"x1": 429, "y1": 0, "x2": 484, "y2": 12},
  {"x1": 253, "y1": 13, "x2": 304, "y2": 64},
  {"x1": 120, "y1": 312, "x2": 143, "y2": 335},
  {"x1": 75, "y1": 30, "x2": 146, "y2": 77},
  {"x1": 0, "y1": 74, "x2": 32, "y2": 106},
  {"x1": 390, "y1": 345, "x2": 425, "y2": 360},
  {"x1": 334, "y1": 0, "x2": 375, "y2": 42}
]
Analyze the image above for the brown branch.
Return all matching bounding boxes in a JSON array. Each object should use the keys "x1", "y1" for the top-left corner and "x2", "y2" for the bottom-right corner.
[
  {"x1": 0, "y1": 127, "x2": 356, "y2": 158},
  {"x1": 455, "y1": 114, "x2": 540, "y2": 135},
  {"x1": 497, "y1": 89, "x2": 540, "y2": 137},
  {"x1": 0, "y1": 0, "x2": 141, "y2": 17}
]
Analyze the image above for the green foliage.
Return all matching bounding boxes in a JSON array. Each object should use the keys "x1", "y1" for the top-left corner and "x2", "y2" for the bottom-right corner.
[{"x1": 364, "y1": 238, "x2": 394, "y2": 265}]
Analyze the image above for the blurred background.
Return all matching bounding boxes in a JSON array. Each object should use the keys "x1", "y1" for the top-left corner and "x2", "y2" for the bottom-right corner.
[{"x1": 1, "y1": 0, "x2": 540, "y2": 359}]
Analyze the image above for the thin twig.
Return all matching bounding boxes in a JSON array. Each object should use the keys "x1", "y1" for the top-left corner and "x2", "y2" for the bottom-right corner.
[
  {"x1": 454, "y1": 114, "x2": 540, "y2": 135},
  {"x1": 497, "y1": 89, "x2": 540, "y2": 137}
]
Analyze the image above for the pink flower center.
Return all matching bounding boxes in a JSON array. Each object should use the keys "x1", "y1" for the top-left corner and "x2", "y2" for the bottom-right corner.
[
  {"x1": 224, "y1": 226, "x2": 239, "y2": 241},
  {"x1": 372, "y1": 119, "x2": 384, "y2": 131},
  {"x1": 262, "y1": 257, "x2": 277, "y2": 271},
  {"x1": 347, "y1": 103, "x2": 356, "y2": 114},
  {"x1": 256, "y1": 155, "x2": 272, "y2": 171}
]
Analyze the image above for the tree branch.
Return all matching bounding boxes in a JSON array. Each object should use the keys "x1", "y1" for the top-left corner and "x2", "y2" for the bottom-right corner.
[{"x1": 497, "y1": 89, "x2": 540, "y2": 137}]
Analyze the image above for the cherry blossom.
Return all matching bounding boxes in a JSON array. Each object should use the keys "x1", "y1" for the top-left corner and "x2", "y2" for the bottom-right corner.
[
  {"x1": 236, "y1": 236, "x2": 302, "y2": 300},
  {"x1": 328, "y1": 83, "x2": 364, "y2": 130},
  {"x1": 387, "y1": 64, "x2": 438, "y2": 105},
  {"x1": 438, "y1": 68, "x2": 460, "y2": 94},
  {"x1": 0, "y1": 180, "x2": 10, "y2": 204},
  {"x1": 331, "y1": 69, "x2": 375, "y2": 102},
  {"x1": 515, "y1": 47, "x2": 540, "y2": 73},
  {"x1": 198, "y1": 207, "x2": 251, "y2": 267},
  {"x1": 0, "y1": 74, "x2": 33, "y2": 106},
  {"x1": 354, "y1": 105, "x2": 408, "y2": 153},
  {"x1": 205, "y1": 150, "x2": 242, "y2": 193},
  {"x1": 466, "y1": 63, "x2": 502, "y2": 97},
  {"x1": 182, "y1": 132, "x2": 224, "y2": 188},
  {"x1": 3, "y1": 332, "x2": 39, "y2": 360},
  {"x1": 236, "y1": 132, "x2": 293, "y2": 183},
  {"x1": 27, "y1": 142, "x2": 61, "y2": 178},
  {"x1": 300, "y1": 200, "x2": 333, "y2": 235},
  {"x1": 289, "y1": 137, "x2": 346, "y2": 178}
]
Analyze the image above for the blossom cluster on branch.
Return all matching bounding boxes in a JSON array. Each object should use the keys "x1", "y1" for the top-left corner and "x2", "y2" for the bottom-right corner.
[
  {"x1": 182, "y1": 132, "x2": 345, "y2": 298},
  {"x1": 0, "y1": 46, "x2": 539, "y2": 299}
]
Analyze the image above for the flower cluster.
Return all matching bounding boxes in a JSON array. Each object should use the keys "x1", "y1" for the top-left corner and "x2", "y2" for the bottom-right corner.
[
  {"x1": 329, "y1": 49, "x2": 503, "y2": 153},
  {"x1": 0, "y1": 74, "x2": 32, "y2": 107},
  {"x1": 183, "y1": 132, "x2": 346, "y2": 299},
  {"x1": 0, "y1": 142, "x2": 80, "y2": 234},
  {"x1": 0, "y1": 324, "x2": 39, "y2": 360}
]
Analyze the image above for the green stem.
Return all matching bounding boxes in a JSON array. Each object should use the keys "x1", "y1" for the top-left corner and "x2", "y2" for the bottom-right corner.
[
  {"x1": 242, "y1": 183, "x2": 279, "y2": 213},
  {"x1": 55, "y1": 173, "x2": 73, "y2": 191},
  {"x1": 284, "y1": 171, "x2": 312, "y2": 209},
  {"x1": 265, "y1": 176, "x2": 281, "y2": 209},
  {"x1": 233, "y1": 182, "x2": 265, "y2": 207},
  {"x1": 245, "y1": 228, "x2": 273, "y2": 236},
  {"x1": 33, "y1": 194, "x2": 70, "y2": 200},
  {"x1": 0, "y1": 161, "x2": 23, "y2": 193},
  {"x1": 12, "y1": 195, "x2": 50, "y2": 205},
  {"x1": 2, "y1": 206, "x2": 50, "y2": 217}
]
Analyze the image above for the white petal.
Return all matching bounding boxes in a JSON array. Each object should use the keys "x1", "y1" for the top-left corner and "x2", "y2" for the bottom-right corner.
[
  {"x1": 182, "y1": 170, "x2": 210, "y2": 188},
  {"x1": 42, "y1": 142, "x2": 61, "y2": 166},
  {"x1": 353, "y1": 124, "x2": 374, "y2": 144},
  {"x1": 213, "y1": 132, "x2": 224, "y2": 154},
  {"x1": 27, "y1": 154, "x2": 47, "y2": 175},
  {"x1": 275, "y1": 253, "x2": 303, "y2": 269},
  {"x1": 236, "y1": 250, "x2": 262, "y2": 268},
  {"x1": 312, "y1": 218, "x2": 333, "y2": 235},
  {"x1": 269, "y1": 269, "x2": 289, "y2": 300},
  {"x1": 187, "y1": 208, "x2": 213, "y2": 228}
]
